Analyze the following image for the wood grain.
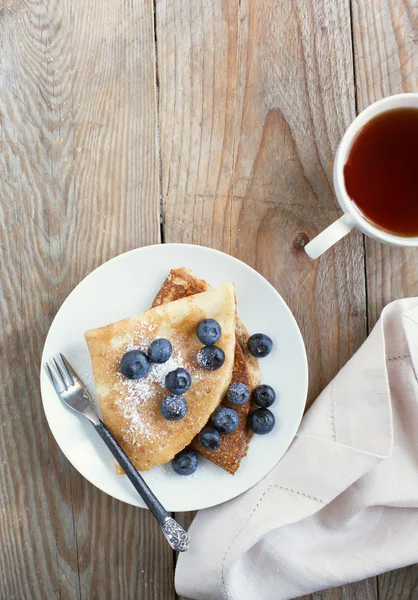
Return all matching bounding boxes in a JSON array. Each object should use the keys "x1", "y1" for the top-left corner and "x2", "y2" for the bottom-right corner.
[
  {"x1": 311, "y1": 578, "x2": 377, "y2": 600},
  {"x1": 0, "y1": 1, "x2": 171, "y2": 598},
  {"x1": 157, "y1": 0, "x2": 238, "y2": 251},
  {"x1": 0, "y1": 0, "x2": 415, "y2": 597},
  {"x1": 378, "y1": 566, "x2": 418, "y2": 600},
  {"x1": 351, "y1": 0, "x2": 418, "y2": 595},
  {"x1": 157, "y1": 0, "x2": 367, "y2": 599}
]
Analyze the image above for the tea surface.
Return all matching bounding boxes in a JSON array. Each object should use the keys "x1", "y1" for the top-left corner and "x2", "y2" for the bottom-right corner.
[{"x1": 344, "y1": 108, "x2": 418, "y2": 237}]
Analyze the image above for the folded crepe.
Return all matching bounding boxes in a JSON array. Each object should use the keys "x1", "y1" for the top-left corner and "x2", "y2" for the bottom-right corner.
[{"x1": 85, "y1": 284, "x2": 236, "y2": 471}]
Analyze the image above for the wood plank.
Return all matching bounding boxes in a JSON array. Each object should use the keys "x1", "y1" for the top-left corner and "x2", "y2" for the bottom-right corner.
[
  {"x1": 351, "y1": 0, "x2": 418, "y2": 596},
  {"x1": 231, "y1": 2, "x2": 369, "y2": 598},
  {"x1": 156, "y1": 0, "x2": 367, "y2": 599},
  {"x1": 157, "y1": 0, "x2": 238, "y2": 251},
  {"x1": 157, "y1": 5, "x2": 238, "y2": 593},
  {"x1": 0, "y1": 1, "x2": 172, "y2": 598}
]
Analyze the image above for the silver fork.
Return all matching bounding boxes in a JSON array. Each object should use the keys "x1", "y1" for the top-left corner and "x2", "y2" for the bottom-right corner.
[{"x1": 45, "y1": 353, "x2": 190, "y2": 552}]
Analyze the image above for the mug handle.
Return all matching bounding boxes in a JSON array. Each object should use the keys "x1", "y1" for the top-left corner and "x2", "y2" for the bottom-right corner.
[{"x1": 305, "y1": 214, "x2": 355, "y2": 259}]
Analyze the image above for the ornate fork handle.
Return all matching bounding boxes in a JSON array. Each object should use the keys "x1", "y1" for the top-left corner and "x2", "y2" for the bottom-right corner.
[{"x1": 161, "y1": 517, "x2": 190, "y2": 552}]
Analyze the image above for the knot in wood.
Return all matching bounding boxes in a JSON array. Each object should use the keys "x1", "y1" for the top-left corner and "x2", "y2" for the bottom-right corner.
[{"x1": 292, "y1": 232, "x2": 310, "y2": 252}]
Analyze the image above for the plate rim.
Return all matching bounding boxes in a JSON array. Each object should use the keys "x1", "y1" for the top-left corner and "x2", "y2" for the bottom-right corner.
[{"x1": 40, "y1": 243, "x2": 309, "y2": 511}]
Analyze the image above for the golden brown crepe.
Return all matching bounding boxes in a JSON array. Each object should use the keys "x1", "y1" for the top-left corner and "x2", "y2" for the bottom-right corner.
[{"x1": 85, "y1": 284, "x2": 236, "y2": 471}]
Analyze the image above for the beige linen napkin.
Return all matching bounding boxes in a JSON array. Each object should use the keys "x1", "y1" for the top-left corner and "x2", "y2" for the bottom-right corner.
[{"x1": 176, "y1": 298, "x2": 418, "y2": 600}]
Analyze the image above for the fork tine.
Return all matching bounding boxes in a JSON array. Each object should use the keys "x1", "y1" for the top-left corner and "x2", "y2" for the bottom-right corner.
[
  {"x1": 52, "y1": 357, "x2": 71, "y2": 390},
  {"x1": 45, "y1": 361, "x2": 66, "y2": 394},
  {"x1": 59, "y1": 353, "x2": 79, "y2": 385},
  {"x1": 56, "y1": 353, "x2": 75, "y2": 387}
]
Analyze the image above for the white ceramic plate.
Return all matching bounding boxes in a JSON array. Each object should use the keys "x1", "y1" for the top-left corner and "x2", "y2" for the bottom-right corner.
[{"x1": 40, "y1": 244, "x2": 308, "y2": 512}]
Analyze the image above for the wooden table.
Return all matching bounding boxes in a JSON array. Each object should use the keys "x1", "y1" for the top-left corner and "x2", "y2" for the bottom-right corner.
[{"x1": 1, "y1": 0, "x2": 417, "y2": 598}]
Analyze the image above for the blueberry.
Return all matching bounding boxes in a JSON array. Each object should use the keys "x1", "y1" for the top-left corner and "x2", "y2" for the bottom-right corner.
[
  {"x1": 211, "y1": 406, "x2": 239, "y2": 434},
  {"x1": 120, "y1": 350, "x2": 150, "y2": 380},
  {"x1": 196, "y1": 319, "x2": 222, "y2": 345},
  {"x1": 148, "y1": 338, "x2": 172, "y2": 364},
  {"x1": 248, "y1": 408, "x2": 275, "y2": 434},
  {"x1": 160, "y1": 395, "x2": 188, "y2": 421},
  {"x1": 253, "y1": 385, "x2": 276, "y2": 408},
  {"x1": 198, "y1": 427, "x2": 221, "y2": 450},
  {"x1": 171, "y1": 448, "x2": 199, "y2": 476},
  {"x1": 165, "y1": 368, "x2": 191, "y2": 395},
  {"x1": 197, "y1": 345, "x2": 225, "y2": 371},
  {"x1": 227, "y1": 382, "x2": 250, "y2": 405},
  {"x1": 247, "y1": 333, "x2": 273, "y2": 358}
]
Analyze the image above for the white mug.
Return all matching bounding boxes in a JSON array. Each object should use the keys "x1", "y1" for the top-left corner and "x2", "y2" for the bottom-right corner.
[{"x1": 305, "y1": 93, "x2": 418, "y2": 260}]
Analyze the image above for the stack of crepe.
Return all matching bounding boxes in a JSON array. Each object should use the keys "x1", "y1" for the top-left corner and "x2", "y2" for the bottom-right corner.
[{"x1": 85, "y1": 268, "x2": 260, "y2": 474}]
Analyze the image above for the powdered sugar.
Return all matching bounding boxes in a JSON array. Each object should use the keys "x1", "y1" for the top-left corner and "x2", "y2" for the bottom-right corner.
[
  {"x1": 125, "y1": 323, "x2": 157, "y2": 353},
  {"x1": 116, "y1": 353, "x2": 183, "y2": 442},
  {"x1": 124, "y1": 322, "x2": 158, "y2": 353},
  {"x1": 102, "y1": 315, "x2": 207, "y2": 454}
]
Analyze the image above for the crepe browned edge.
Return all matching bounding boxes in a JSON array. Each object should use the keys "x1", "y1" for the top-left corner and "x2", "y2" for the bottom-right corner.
[{"x1": 152, "y1": 267, "x2": 261, "y2": 474}]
